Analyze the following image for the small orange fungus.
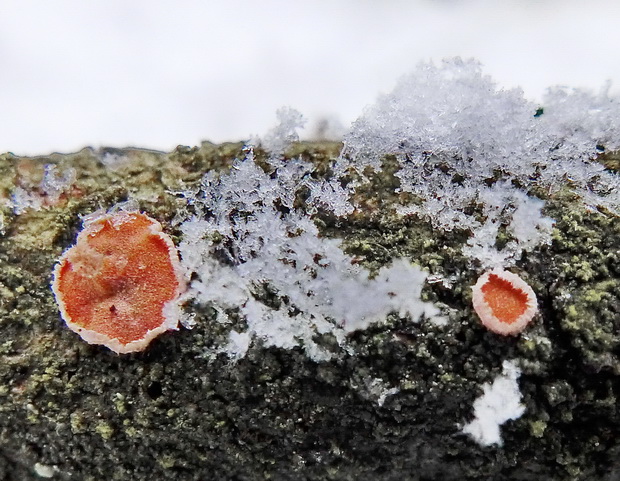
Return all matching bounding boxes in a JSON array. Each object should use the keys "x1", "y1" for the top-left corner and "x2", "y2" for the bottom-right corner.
[
  {"x1": 52, "y1": 211, "x2": 185, "y2": 353},
  {"x1": 472, "y1": 268, "x2": 537, "y2": 336}
]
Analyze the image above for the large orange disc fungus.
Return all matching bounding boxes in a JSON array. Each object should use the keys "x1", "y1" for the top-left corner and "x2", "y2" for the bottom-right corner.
[
  {"x1": 52, "y1": 211, "x2": 185, "y2": 353},
  {"x1": 472, "y1": 268, "x2": 537, "y2": 336}
]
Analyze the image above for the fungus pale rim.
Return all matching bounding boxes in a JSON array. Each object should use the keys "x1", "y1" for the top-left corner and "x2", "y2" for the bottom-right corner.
[{"x1": 472, "y1": 268, "x2": 537, "y2": 336}]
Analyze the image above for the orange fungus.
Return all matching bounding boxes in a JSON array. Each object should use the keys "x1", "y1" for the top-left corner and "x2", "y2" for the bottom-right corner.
[
  {"x1": 52, "y1": 211, "x2": 185, "y2": 353},
  {"x1": 472, "y1": 268, "x2": 537, "y2": 336}
]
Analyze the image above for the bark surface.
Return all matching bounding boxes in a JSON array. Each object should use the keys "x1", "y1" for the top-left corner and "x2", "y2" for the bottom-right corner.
[{"x1": 0, "y1": 143, "x2": 618, "y2": 481}]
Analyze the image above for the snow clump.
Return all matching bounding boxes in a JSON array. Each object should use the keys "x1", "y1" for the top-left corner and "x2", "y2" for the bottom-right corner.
[
  {"x1": 341, "y1": 58, "x2": 620, "y2": 268},
  {"x1": 178, "y1": 148, "x2": 442, "y2": 361},
  {"x1": 460, "y1": 360, "x2": 525, "y2": 447}
]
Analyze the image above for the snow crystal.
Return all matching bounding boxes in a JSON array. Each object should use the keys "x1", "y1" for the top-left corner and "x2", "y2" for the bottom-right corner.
[
  {"x1": 222, "y1": 330, "x2": 252, "y2": 361},
  {"x1": 461, "y1": 360, "x2": 525, "y2": 447},
  {"x1": 12, "y1": 164, "x2": 76, "y2": 215},
  {"x1": 41, "y1": 164, "x2": 76, "y2": 203},
  {"x1": 461, "y1": 186, "x2": 555, "y2": 268},
  {"x1": 99, "y1": 151, "x2": 130, "y2": 170},
  {"x1": 341, "y1": 58, "x2": 620, "y2": 267},
  {"x1": 259, "y1": 107, "x2": 306, "y2": 157},
  {"x1": 178, "y1": 150, "x2": 441, "y2": 361},
  {"x1": 11, "y1": 186, "x2": 41, "y2": 215},
  {"x1": 360, "y1": 377, "x2": 400, "y2": 407}
]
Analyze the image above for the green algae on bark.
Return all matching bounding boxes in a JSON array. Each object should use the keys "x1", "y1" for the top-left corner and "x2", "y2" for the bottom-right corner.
[{"x1": 0, "y1": 143, "x2": 618, "y2": 481}]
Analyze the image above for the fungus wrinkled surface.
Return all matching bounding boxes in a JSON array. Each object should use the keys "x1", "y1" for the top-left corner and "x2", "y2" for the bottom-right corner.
[
  {"x1": 52, "y1": 211, "x2": 184, "y2": 353},
  {"x1": 472, "y1": 268, "x2": 537, "y2": 336}
]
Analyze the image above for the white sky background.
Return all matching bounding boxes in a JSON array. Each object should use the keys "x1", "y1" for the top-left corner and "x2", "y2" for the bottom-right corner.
[{"x1": 1, "y1": 0, "x2": 620, "y2": 156}]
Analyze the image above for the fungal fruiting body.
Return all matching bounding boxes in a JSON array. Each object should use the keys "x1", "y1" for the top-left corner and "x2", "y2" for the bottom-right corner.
[
  {"x1": 472, "y1": 268, "x2": 537, "y2": 336},
  {"x1": 52, "y1": 211, "x2": 185, "y2": 353}
]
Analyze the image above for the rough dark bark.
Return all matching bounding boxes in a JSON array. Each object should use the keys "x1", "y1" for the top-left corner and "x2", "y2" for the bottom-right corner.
[{"x1": 0, "y1": 143, "x2": 618, "y2": 481}]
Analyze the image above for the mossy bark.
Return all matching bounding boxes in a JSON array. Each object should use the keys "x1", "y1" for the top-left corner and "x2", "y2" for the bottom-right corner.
[{"x1": 0, "y1": 143, "x2": 618, "y2": 481}]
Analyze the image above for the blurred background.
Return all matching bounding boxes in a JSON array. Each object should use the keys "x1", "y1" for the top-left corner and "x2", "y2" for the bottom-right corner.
[{"x1": 1, "y1": 0, "x2": 619, "y2": 156}]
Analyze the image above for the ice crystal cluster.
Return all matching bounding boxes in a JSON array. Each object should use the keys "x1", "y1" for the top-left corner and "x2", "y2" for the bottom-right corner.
[
  {"x1": 12, "y1": 164, "x2": 76, "y2": 215},
  {"x1": 178, "y1": 143, "x2": 442, "y2": 361},
  {"x1": 342, "y1": 58, "x2": 620, "y2": 268}
]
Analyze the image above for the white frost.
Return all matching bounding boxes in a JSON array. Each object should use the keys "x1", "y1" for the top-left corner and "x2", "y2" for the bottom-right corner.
[
  {"x1": 179, "y1": 150, "x2": 441, "y2": 361},
  {"x1": 342, "y1": 58, "x2": 620, "y2": 267},
  {"x1": 259, "y1": 107, "x2": 306, "y2": 158}
]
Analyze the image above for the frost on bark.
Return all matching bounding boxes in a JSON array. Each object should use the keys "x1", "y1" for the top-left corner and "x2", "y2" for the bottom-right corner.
[{"x1": 0, "y1": 138, "x2": 618, "y2": 481}]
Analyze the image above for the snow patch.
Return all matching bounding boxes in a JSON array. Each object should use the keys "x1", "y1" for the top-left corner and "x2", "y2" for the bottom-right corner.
[
  {"x1": 461, "y1": 360, "x2": 525, "y2": 446},
  {"x1": 341, "y1": 58, "x2": 620, "y2": 267},
  {"x1": 178, "y1": 149, "x2": 441, "y2": 361}
]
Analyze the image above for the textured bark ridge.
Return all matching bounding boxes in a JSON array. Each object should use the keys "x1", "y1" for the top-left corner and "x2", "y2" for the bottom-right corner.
[{"x1": 0, "y1": 143, "x2": 618, "y2": 481}]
